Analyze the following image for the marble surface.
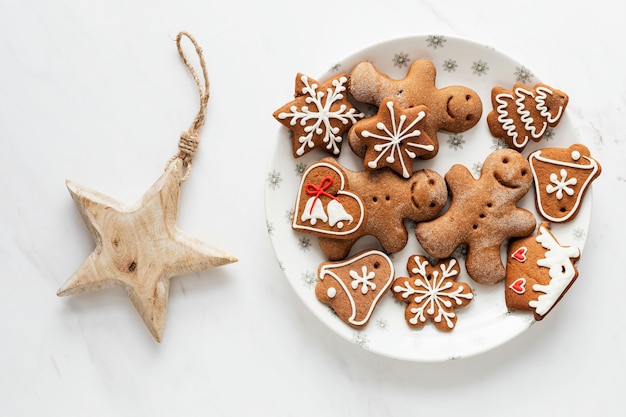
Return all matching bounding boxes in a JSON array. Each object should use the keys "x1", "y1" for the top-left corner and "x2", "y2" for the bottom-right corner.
[{"x1": 1, "y1": 0, "x2": 624, "y2": 415}]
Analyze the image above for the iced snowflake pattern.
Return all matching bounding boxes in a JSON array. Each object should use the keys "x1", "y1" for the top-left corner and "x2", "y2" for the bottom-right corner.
[
  {"x1": 471, "y1": 60, "x2": 489, "y2": 76},
  {"x1": 393, "y1": 52, "x2": 410, "y2": 68},
  {"x1": 360, "y1": 101, "x2": 432, "y2": 178},
  {"x1": 298, "y1": 237, "x2": 312, "y2": 251},
  {"x1": 546, "y1": 169, "x2": 577, "y2": 200},
  {"x1": 443, "y1": 59, "x2": 458, "y2": 72},
  {"x1": 266, "y1": 169, "x2": 282, "y2": 190},
  {"x1": 514, "y1": 66, "x2": 534, "y2": 84},
  {"x1": 349, "y1": 265, "x2": 377, "y2": 295},
  {"x1": 276, "y1": 75, "x2": 363, "y2": 156},
  {"x1": 426, "y1": 35, "x2": 447, "y2": 49},
  {"x1": 447, "y1": 134, "x2": 465, "y2": 150},
  {"x1": 393, "y1": 256, "x2": 473, "y2": 329}
]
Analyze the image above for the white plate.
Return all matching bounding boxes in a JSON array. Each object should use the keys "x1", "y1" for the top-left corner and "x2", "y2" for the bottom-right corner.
[{"x1": 265, "y1": 35, "x2": 592, "y2": 362}]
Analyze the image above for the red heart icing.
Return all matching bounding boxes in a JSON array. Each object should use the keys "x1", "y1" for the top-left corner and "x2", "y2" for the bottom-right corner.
[
  {"x1": 511, "y1": 247, "x2": 527, "y2": 262},
  {"x1": 509, "y1": 278, "x2": 526, "y2": 294}
]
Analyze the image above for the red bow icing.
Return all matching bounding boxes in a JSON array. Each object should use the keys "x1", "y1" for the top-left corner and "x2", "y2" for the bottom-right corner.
[{"x1": 305, "y1": 176, "x2": 339, "y2": 215}]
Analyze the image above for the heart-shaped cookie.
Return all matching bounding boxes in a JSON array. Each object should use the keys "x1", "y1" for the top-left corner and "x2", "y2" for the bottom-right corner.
[{"x1": 293, "y1": 161, "x2": 366, "y2": 237}]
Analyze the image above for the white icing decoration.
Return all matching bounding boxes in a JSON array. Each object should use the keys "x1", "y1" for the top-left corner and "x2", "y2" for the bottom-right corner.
[
  {"x1": 326, "y1": 198, "x2": 353, "y2": 229},
  {"x1": 349, "y1": 265, "x2": 377, "y2": 295},
  {"x1": 392, "y1": 257, "x2": 473, "y2": 329},
  {"x1": 361, "y1": 101, "x2": 434, "y2": 178},
  {"x1": 529, "y1": 149, "x2": 599, "y2": 222},
  {"x1": 546, "y1": 168, "x2": 577, "y2": 200},
  {"x1": 278, "y1": 75, "x2": 364, "y2": 156},
  {"x1": 327, "y1": 287, "x2": 337, "y2": 298},
  {"x1": 293, "y1": 162, "x2": 365, "y2": 236},
  {"x1": 318, "y1": 250, "x2": 394, "y2": 327},
  {"x1": 301, "y1": 196, "x2": 328, "y2": 225},
  {"x1": 534, "y1": 86, "x2": 564, "y2": 123},
  {"x1": 495, "y1": 85, "x2": 565, "y2": 149},
  {"x1": 528, "y1": 226, "x2": 580, "y2": 316},
  {"x1": 571, "y1": 150, "x2": 581, "y2": 161},
  {"x1": 515, "y1": 87, "x2": 547, "y2": 141}
]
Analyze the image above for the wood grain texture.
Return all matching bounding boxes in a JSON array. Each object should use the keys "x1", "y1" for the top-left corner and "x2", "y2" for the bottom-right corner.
[{"x1": 57, "y1": 159, "x2": 237, "y2": 342}]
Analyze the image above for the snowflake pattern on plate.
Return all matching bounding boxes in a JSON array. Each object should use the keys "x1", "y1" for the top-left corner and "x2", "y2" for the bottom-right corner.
[
  {"x1": 392, "y1": 52, "x2": 411, "y2": 68},
  {"x1": 443, "y1": 59, "x2": 458, "y2": 72},
  {"x1": 266, "y1": 170, "x2": 282, "y2": 190},
  {"x1": 298, "y1": 236, "x2": 312, "y2": 251},
  {"x1": 426, "y1": 35, "x2": 447, "y2": 49},
  {"x1": 472, "y1": 60, "x2": 489, "y2": 76},
  {"x1": 301, "y1": 270, "x2": 317, "y2": 288},
  {"x1": 352, "y1": 332, "x2": 369, "y2": 348},
  {"x1": 515, "y1": 66, "x2": 534, "y2": 83},
  {"x1": 447, "y1": 134, "x2": 465, "y2": 150}
]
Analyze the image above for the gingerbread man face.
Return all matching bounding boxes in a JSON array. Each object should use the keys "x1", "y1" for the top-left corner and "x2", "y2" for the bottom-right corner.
[
  {"x1": 415, "y1": 149, "x2": 536, "y2": 285},
  {"x1": 348, "y1": 59, "x2": 483, "y2": 159},
  {"x1": 316, "y1": 158, "x2": 448, "y2": 260}
]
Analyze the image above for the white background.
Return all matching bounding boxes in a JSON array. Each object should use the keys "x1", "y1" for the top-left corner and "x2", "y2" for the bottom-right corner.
[{"x1": 1, "y1": 0, "x2": 624, "y2": 416}]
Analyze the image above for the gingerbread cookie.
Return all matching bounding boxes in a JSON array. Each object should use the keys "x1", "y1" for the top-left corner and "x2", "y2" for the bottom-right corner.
[
  {"x1": 348, "y1": 59, "x2": 483, "y2": 159},
  {"x1": 292, "y1": 160, "x2": 366, "y2": 238},
  {"x1": 273, "y1": 73, "x2": 364, "y2": 158},
  {"x1": 487, "y1": 82, "x2": 569, "y2": 151},
  {"x1": 299, "y1": 158, "x2": 447, "y2": 260},
  {"x1": 506, "y1": 222, "x2": 580, "y2": 320},
  {"x1": 316, "y1": 250, "x2": 394, "y2": 329},
  {"x1": 392, "y1": 255, "x2": 473, "y2": 331},
  {"x1": 415, "y1": 149, "x2": 536, "y2": 285},
  {"x1": 348, "y1": 98, "x2": 435, "y2": 178},
  {"x1": 528, "y1": 143, "x2": 601, "y2": 223}
]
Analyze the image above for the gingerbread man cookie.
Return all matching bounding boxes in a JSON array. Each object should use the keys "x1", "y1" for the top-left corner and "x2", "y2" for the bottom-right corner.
[
  {"x1": 348, "y1": 59, "x2": 483, "y2": 159},
  {"x1": 415, "y1": 149, "x2": 536, "y2": 285},
  {"x1": 294, "y1": 157, "x2": 447, "y2": 261},
  {"x1": 392, "y1": 255, "x2": 473, "y2": 331},
  {"x1": 273, "y1": 73, "x2": 364, "y2": 158}
]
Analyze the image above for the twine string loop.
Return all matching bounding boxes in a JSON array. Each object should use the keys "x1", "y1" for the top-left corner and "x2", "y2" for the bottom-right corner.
[{"x1": 168, "y1": 31, "x2": 210, "y2": 181}]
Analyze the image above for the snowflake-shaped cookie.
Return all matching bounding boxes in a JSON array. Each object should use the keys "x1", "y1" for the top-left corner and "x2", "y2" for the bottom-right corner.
[
  {"x1": 392, "y1": 255, "x2": 473, "y2": 331},
  {"x1": 273, "y1": 73, "x2": 364, "y2": 158},
  {"x1": 349, "y1": 98, "x2": 435, "y2": 178}
]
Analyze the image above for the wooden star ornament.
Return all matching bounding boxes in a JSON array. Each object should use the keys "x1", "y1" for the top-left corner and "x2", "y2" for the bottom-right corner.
[
  {"x1": 57, "y1": 32, "x2": 237, "y2": 342},
  {"x1": 58, "y1": 159, "x2": 236, "y2": 342}
]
